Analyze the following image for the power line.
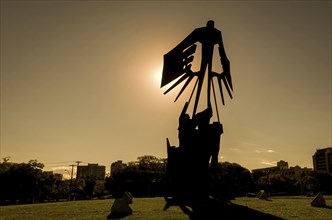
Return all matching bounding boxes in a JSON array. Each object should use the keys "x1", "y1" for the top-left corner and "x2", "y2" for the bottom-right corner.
[{"x1": 43, "y1": 161, "x2": 76, "y2": 165}]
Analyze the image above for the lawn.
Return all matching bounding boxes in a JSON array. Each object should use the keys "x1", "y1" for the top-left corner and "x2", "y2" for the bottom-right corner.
[
  {"x1": 232, "y1": 196, "x2": 332, "y2": 220},
  {"x1": 0, "y1": 196, "x2": 331, "y2": 220}
]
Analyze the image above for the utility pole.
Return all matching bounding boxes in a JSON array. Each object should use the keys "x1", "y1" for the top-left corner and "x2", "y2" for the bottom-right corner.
[
  {"x1": 74, "y1": 161, "x2": 82, "y2": 191},
  {"x1": 69, "y1": 164, "x2": 75, "y2": 201}
]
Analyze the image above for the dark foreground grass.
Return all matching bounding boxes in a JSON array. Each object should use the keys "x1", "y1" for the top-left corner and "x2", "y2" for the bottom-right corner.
[
  {"x1": 0, "y1": 196, "x2": 331, "y2": 220},
  {"x1": 232, "y1": 196, "x2": 332, "y2": 220}
]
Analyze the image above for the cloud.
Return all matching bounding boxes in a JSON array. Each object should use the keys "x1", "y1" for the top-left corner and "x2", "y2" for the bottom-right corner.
[
  {"x1": 260, "y1": 160, "x2": 277, "y2": 166},
  {"x1": 51, "y1": 166, "x2": 76, "y2": 180},
  {"x1": 230, "y1": 147, "x2": 245, "y2": 153},
  {"x1": 52, "y1": 166, "x2": 71, "y2": 171},
  {"x1": 241, "y1": 142, "x2": 277, "y2": 154},
  {"x1": 255, "y1": 149, "x2": 275, "y2": 154}
]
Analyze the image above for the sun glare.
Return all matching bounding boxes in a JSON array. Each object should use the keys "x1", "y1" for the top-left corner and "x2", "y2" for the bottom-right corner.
[{"x1": 152, "y1": 65, "x2": 163, "y2": 88}]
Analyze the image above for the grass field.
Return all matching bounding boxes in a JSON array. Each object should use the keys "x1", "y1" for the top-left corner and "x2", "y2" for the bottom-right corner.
[
  {"x1": 233, "y1": 196, "x2": 332, "y2": 220},
  {"x1": 0, "y1": 196, "x2": 331, "y2": 220}
]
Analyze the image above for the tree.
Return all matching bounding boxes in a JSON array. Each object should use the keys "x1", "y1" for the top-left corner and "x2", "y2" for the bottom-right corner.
[
  {"x1": 0, "y1": 161, "x2": 43, "y2": 203},
  {"x1": 107, "y1": 156, "x2": 167, "y2": 198},
  {"x1": 211, "y1": 162, "x2": 253, "y2": 199},
  {"x1": 313, "y1": 172, "x2": 332, "y2": 194},
  {"x1": 268, "y1": 173, "x2": 297, "y2": 195},
  {"x1": 2, "y1": 156, "x2": 10, "y2": 163},
  {"x1": 257, "y1": 175, "x2": 271, "y2": 193},
  {"x1": 302, "y1": 175, "x2": 320, "y2": 194},
  {"x1": 137, "y1": 155, "x2": 166, "y2": 172},
  {"x1": 83, "y1": 176, "x2": 97, "y2": 199},
  {"x1": 0, "y1": 160, "x2": 60, "y2": 204},
  {"x1": 36, "y1": 172, "x2": 57, "y2": 202},
  {"x1": 28, "y1": 160, "x2": 44, "y2": 170},
  {"x1": 94, "y1": 180, "x2": 106, "y2": 199},
  {"x1": 251, "y1": 171, "x2": 266, "y2": 187},
  {"x1": 52, "y1": 180, "x2": 70, "y2": 201}
]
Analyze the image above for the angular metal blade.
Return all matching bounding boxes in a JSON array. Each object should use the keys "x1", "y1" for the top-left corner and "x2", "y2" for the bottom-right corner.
[
  {"x1": 174, "y1": 75, "x2": 194, "y2": 102},
  {"x1": 192, "y1": 76, "x2": 204, "y2": 116},
  {"x1": 217, "y1": 77, "x2": 225, "y2": 106},
  {"x1": 222, "y1": 75, "x2": 233, "y2": 99},
  {"x1": 225, "y1": 72, "x2": 233, "y2": 91},
  {"x1": 163, "y1": 73, "x2": 188, "y2": 95},
  {"x1": 161, "y1": 51, "x2": 185, "y2": 88},
  {"x1": 161, "y1": 44, "x2": 197, "y2": 88}
]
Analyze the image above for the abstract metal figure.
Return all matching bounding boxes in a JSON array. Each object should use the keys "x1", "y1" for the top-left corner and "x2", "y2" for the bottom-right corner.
[
  {"x1": 161, "y1": 20, "x2": 233, "y2": 218},
  {"x1": 161, "y1": 20, "x2": 233, "y2": 117}
]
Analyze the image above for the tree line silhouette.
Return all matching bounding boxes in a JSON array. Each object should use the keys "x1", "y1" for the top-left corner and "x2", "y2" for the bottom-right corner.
[{"x1": 1, "y1": 156, "x2": 331, "y2": 205}]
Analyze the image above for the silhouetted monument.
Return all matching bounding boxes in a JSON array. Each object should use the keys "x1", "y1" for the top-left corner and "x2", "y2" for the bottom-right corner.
[
  {"x1": 162, "y1": 20, "x2": 233, "y2": 114},
  {"x1": 161, "y1": 20, "x2": 234, "y2": 217}
]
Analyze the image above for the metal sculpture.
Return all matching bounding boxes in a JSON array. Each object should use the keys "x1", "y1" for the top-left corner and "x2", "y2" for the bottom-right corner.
[
  {"x1": 161, "y1": 20, "x2": 234, "y2": 216},
  {"x1": 161, "y1": 20, "x2": 233, "y2": 117}
]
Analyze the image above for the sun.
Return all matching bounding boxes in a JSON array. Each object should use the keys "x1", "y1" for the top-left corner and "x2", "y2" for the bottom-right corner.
[{"x1": 151, "y1": 65, "x2": 163, "y2": 88}]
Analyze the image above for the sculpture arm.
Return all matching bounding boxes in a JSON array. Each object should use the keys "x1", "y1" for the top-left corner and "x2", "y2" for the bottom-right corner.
[
  {"x1": 217, "y1": 33, "x2": 230, "y2": 74},
  {"x1": 216, "y1": 31, "x2": 233, "y2": 93}
]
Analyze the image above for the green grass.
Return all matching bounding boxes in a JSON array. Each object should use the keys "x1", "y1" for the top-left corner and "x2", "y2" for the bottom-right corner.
[
  {"x1": 232, "y1": 196, "x2": 332, "y2": 220},
  {"x1": 0, "y1": 196, "x2": 331, "y2": 220},
  {"x1": 0, "y1": 198, "x2": 186, "y2": 220},
  {"x1": 0, "y1": 199, "x2": 111, "y2": 220}
]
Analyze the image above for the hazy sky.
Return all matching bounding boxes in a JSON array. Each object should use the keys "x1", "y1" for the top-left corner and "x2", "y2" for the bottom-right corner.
[{"x1": 1, "y1": 1, "x2": 331, "y2": 176}]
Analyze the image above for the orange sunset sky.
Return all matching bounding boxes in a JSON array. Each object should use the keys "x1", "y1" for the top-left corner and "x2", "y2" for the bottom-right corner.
[{"x1": 1, "y1": 1, "x2": 331, "y2": 176}]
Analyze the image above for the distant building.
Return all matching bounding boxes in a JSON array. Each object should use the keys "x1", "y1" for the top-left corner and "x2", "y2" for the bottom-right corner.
[
  {"x1": 76, "y1": 163, "x2": 106, "y2": 180},
  {"x1": 283, "y1": 166, "x2": 312, "y2": 180},
  {"x1": 44, "y1": 171, "x2": 63, "y2": 181},
  {"x1": 54, "y1": 173, "x2": 63, "y2": 181},
  {"x1": 252, "y1": 160, "x2": 312, "y2": 180},
  {"x1": 44, "y1": 171, "x2": 54, "y2": 176},
  {"x1": 277, "y1": 160, "x2": 289, "y2": 170},
  {"x1": 111, "y1": 160, "x2": 127, "y2": 177},
  {"x1": 252, "y1": 160, "x2": 289, "y2": 174},
  {"x1": 313, "y1": 147, "x2": 332, "y2": 174}
]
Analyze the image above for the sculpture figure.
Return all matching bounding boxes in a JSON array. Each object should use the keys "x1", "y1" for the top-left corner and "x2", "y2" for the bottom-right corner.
[
  {"x1": 161, "y1": 20, "x2": 233, "y2": 216},
  {"x1": 161, "y1": 20, "x2": 233, "y2": 117}
]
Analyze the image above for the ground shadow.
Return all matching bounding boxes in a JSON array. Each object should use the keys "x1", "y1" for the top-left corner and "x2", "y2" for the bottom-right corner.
[
  {"x1": 164, "y1": 197, "x2": 284, "y2": 220},
  {"x1": 107, "y1": 213, "x2": 129, "y2": 219},
  {"x1": 318, "y1": 205, "x2": 332, "y2": 209}
]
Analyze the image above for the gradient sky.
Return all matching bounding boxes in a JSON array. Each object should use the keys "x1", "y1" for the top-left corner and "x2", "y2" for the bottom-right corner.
[{"x1": 1, "y1": 1, "x2": 331, "y2": 176}]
